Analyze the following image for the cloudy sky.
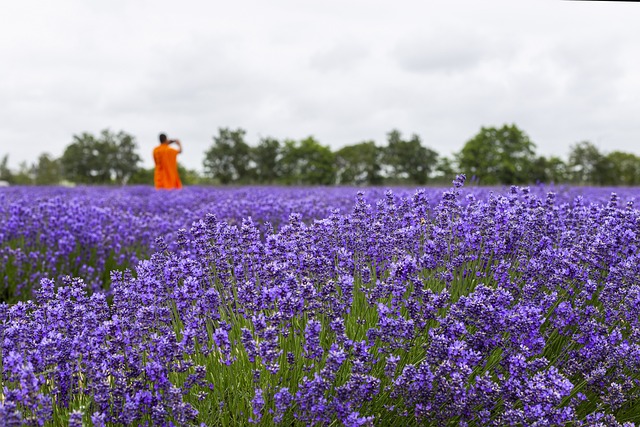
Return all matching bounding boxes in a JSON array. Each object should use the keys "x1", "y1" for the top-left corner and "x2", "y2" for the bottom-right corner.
[{"x1": 1, "y1": 0, "x2": 639, "y2": 171}]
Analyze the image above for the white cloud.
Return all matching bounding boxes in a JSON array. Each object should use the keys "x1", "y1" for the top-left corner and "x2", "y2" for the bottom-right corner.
[
  {"x1": 392, "y1": 29, "x2": 514, "y2": 74},
  {"x1": 309, "y1": 42, "x2": 369, "y2": 73}
]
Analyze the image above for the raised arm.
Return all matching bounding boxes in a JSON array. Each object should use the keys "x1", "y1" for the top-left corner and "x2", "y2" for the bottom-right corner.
[{"x1": 171, "y1": 139, "x2": 182, "y2": 154}]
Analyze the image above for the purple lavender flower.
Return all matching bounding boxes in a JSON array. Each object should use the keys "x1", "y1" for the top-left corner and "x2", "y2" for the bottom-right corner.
[
  {"x1": 68, "y1": 410, "x2": 83, "y2": 427},
  {"x1": 241, "y1": 328, "x2": 258, "y2": 363},
  {"x1": 385, "y1": 354, "x2": 400, "y2": 380},
  {"x1": 273, "y1": 387, "x2": 293, "y2": 423},
  {"x1": 303, "y1": 319, "x2": 323, "y2": 361},
  {"x1": 249, "y1": 387, "x2": 265, "y2": 424},
  {"x1": 2, "y1": 183, "x2": 640, "y2": 425}
]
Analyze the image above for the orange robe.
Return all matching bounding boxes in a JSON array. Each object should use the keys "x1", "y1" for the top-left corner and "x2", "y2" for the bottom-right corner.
[{"x1": 153, "y1": 144, "x2": 182, "y2": 189}]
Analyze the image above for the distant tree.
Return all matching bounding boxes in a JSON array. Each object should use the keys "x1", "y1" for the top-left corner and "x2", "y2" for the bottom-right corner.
[
  {"x1": 277, "y1": 139, "x2": 298, "y2": 183},
  {"x1": 105, "y1": 130, "x2": 141, "y2": 184},
  {"x1": 546, "y1": 156, "x2": 569, "y2": 184},
  {"x1": 604, "y1": 151, "x2": 640, "y2": 186},
  {"x1": 0, "y1": 154, "x2": 13, "y2": 183},
  {"x1": 530, "y1": 156, "x2": 548, "y2": 184},
  {"x1": 128, "y1": 167, "x2": 154, "y2": 185},
  {"x1": 457, "y1": 124, "x2": 536, "y2": 184},
  {"x1": 12, "y1": 161, "x2": 36, "y2": 185},
  {"x1": 279, "y1": 137, "x2": 336, "y2": 185},
  {"x1": 383, "y1": 130, "x2": 438, "y2": 185},
  {"x1": 60, "y1": 129, "x2": 140, "y2": 184},
  {"x1": 61, "y1": 132, "x2": 106, "y2": 183},
  {"x1": 34, "y1": 153, "x2": 62, "y2": 185},
  {"x1": 177, "y1": 163, "x2": 203, "y2": 186},
  {"x1": 567, "y1": 141, "x2": 606, "y2": 185},
  {"x1": 203, "y1": 128, "x2": 252, "y2": 184},
  {"x1": 335, "y1": 141, "x2": 383, "y2": 185},
  {"x1": 433, "y1": 156, "x2": 456, "y2": 184},
  {"x1": 251, "y1": 137, "x2": 282, "y2": 184},
  {"x1": 529, "y1": 155, "x2": 569, "y2": 184}
]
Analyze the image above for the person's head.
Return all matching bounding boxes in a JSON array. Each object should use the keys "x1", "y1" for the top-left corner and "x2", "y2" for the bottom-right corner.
[{"x1": 159, "y1": 133, "x2": 168, "y2": 144}]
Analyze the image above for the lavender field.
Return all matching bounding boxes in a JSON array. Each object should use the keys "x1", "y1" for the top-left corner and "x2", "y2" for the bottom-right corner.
[{"x1": 2, "y1": 178, "x2": 640, "y2": 426}]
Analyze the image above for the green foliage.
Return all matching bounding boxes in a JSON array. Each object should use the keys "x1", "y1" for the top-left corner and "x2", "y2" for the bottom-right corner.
[
  {"x1": 545, "y1": 156, "x2": 570, "y2": 184},
  {"x1": 563, "y1": 140, "x2": 640, "y2": 186},
  {"x1": 251, "y1": 137, "x2": 282, "y2": 184},
  {"x1": 106, "y1": 130, "x2": 141, "y2": 184},
  {"x1": 11, "y1": 161, "x2": 35, "y2": 185},
  {"x1": 5, "y1": 124, "x2": 640, "y2": 187},
  {"x1": 383, "y1": 130, "x2": 438, "y2": 185},
  {"x1": 61, "y1": 132, "x2": 110, "y2": 184},
  {"x1": 0, "y1": 156, "x2": 36, "y2": 185},
  {"x1": 335, "y1": 140, "x2": 383, "y2": 185},
  {"x1": 0, "y1": 154, "x2": 13, "y2": 183},
  {"x1": 567, "y1": 141, "x2": 606, "y2": 185},
  {"x1": 178, "y1": 163, "x2": 206, "y2": 186},
  {"x1": 203, "y1": 128, "x2": 252, "y2": 184},
  {"x1": 34, "y1": 153, "x2": 62, "y2": 185},
  {"x1": 529, "y1": 155, "x2": 569, "y2": 184},
  {"x1": 128, "y1": 167, "x2": 155, "y2": 185},
  {"x1": 457, "y1": 124, "x2": 537, "y2": 185},
  {"x1": 278, "y1": 137, "x2": 336, "y2": 185},
  {"x1": 432, "y1": 156, "x2": 457, "y2": 185},
  {"x1": 60, "y1": 129, "x2": 141, "y2": 184},
  {"x1": 602, "y1": 151, "x2": 640, "y2": 186}
]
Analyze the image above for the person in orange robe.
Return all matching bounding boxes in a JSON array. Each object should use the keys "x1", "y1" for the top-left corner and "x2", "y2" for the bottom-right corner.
[{"x1": 153, "y1": 133, "x2": 183, "y2": 189}]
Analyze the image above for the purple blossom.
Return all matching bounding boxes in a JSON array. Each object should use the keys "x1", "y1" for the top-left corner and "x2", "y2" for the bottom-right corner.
[
  {"x1": 273, "y1": 387, "x2": 293, "y2": 423},
  {"x1": 303, "y1": 319, "x2": 323, "y2": 361},
  {"x1": 68, "y1": 410, "x2": 83, "y2": 427},
  {"x1": 249, "y1": 387, "x2": 265, "y2": 424},
  {"x1": 2, "y1": 183, "x2": 640, "y2": 425}
]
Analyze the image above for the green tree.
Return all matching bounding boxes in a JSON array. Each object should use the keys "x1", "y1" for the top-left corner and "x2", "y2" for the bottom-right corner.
[
  {"x1": 0, "y1": 154, "x2": 13, "y2": 183},
  {"x1": 546, "y1": 156, "x2": 569, "y2": 184},
  {"x1": 34, "y1": 153, "x2": 62, "y2": 185},
  {"x1": 383, "y1": 130, "x2": 438, "y2": 185},
  {"x1": 335, "y1": 141, "x2": 383, "y2": 185},
  {"x1": 128, "y1": 167, "x2": 154, "y2": 185},
  {"x1": 457, "y1": 124, "x2": 537, "y2": 184},
  {"x1": 529, "y1": 155, "x2": 569, "y2": 184},
  {"x1": 61, "y1": 132, "x2": 107, "y2": 183},
  {"x1": 279, "y1": 137, "x2": 336, "y2": 185},
  {"x1": 12, "y1": 161, "x2": 36, "y2": 185},
  {"x1": 604, "y1": 151, "x2": 640, "y2": 186},
  {"x1": 203, "y1": 128, "x2": 252, "y2": 184},
  {"x1": 61, "y1": 129, "x2": 140, "y2": 184},
  {"x1": 177, "y1": 163, "x2": 203, "y2": 186},
  {"x1": 251, "y1": 137, "x2": 282, "y2": 184},
  {"x1": 567, "y1": 141, "x2": 606, "y2": 185},
  {"x1": 105, "y1": 130, "x2": 142, "y2": 184},
  {"x1": 433, "y1": 156, "x2": 456, "y2": 184}
]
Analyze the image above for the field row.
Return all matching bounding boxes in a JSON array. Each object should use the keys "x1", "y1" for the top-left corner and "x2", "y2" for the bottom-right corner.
[{"x1": 1, "y1": 180, "x2": 639, "y2": 425}]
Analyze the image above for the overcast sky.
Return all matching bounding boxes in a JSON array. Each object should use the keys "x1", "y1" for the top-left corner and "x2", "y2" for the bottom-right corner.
[{"x1": 1, "y1": 0, "x2": 639, "y2": 171}]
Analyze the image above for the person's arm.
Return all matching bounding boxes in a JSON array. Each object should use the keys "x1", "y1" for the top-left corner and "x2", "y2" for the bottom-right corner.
[{"x1": 171, "y1": 139, "x2": 182, "y2": 154}]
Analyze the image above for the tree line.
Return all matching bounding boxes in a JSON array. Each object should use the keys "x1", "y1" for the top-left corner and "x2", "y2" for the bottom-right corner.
[{"x1": 1, "y1": 124, "x2": 639, "y2": 186}]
